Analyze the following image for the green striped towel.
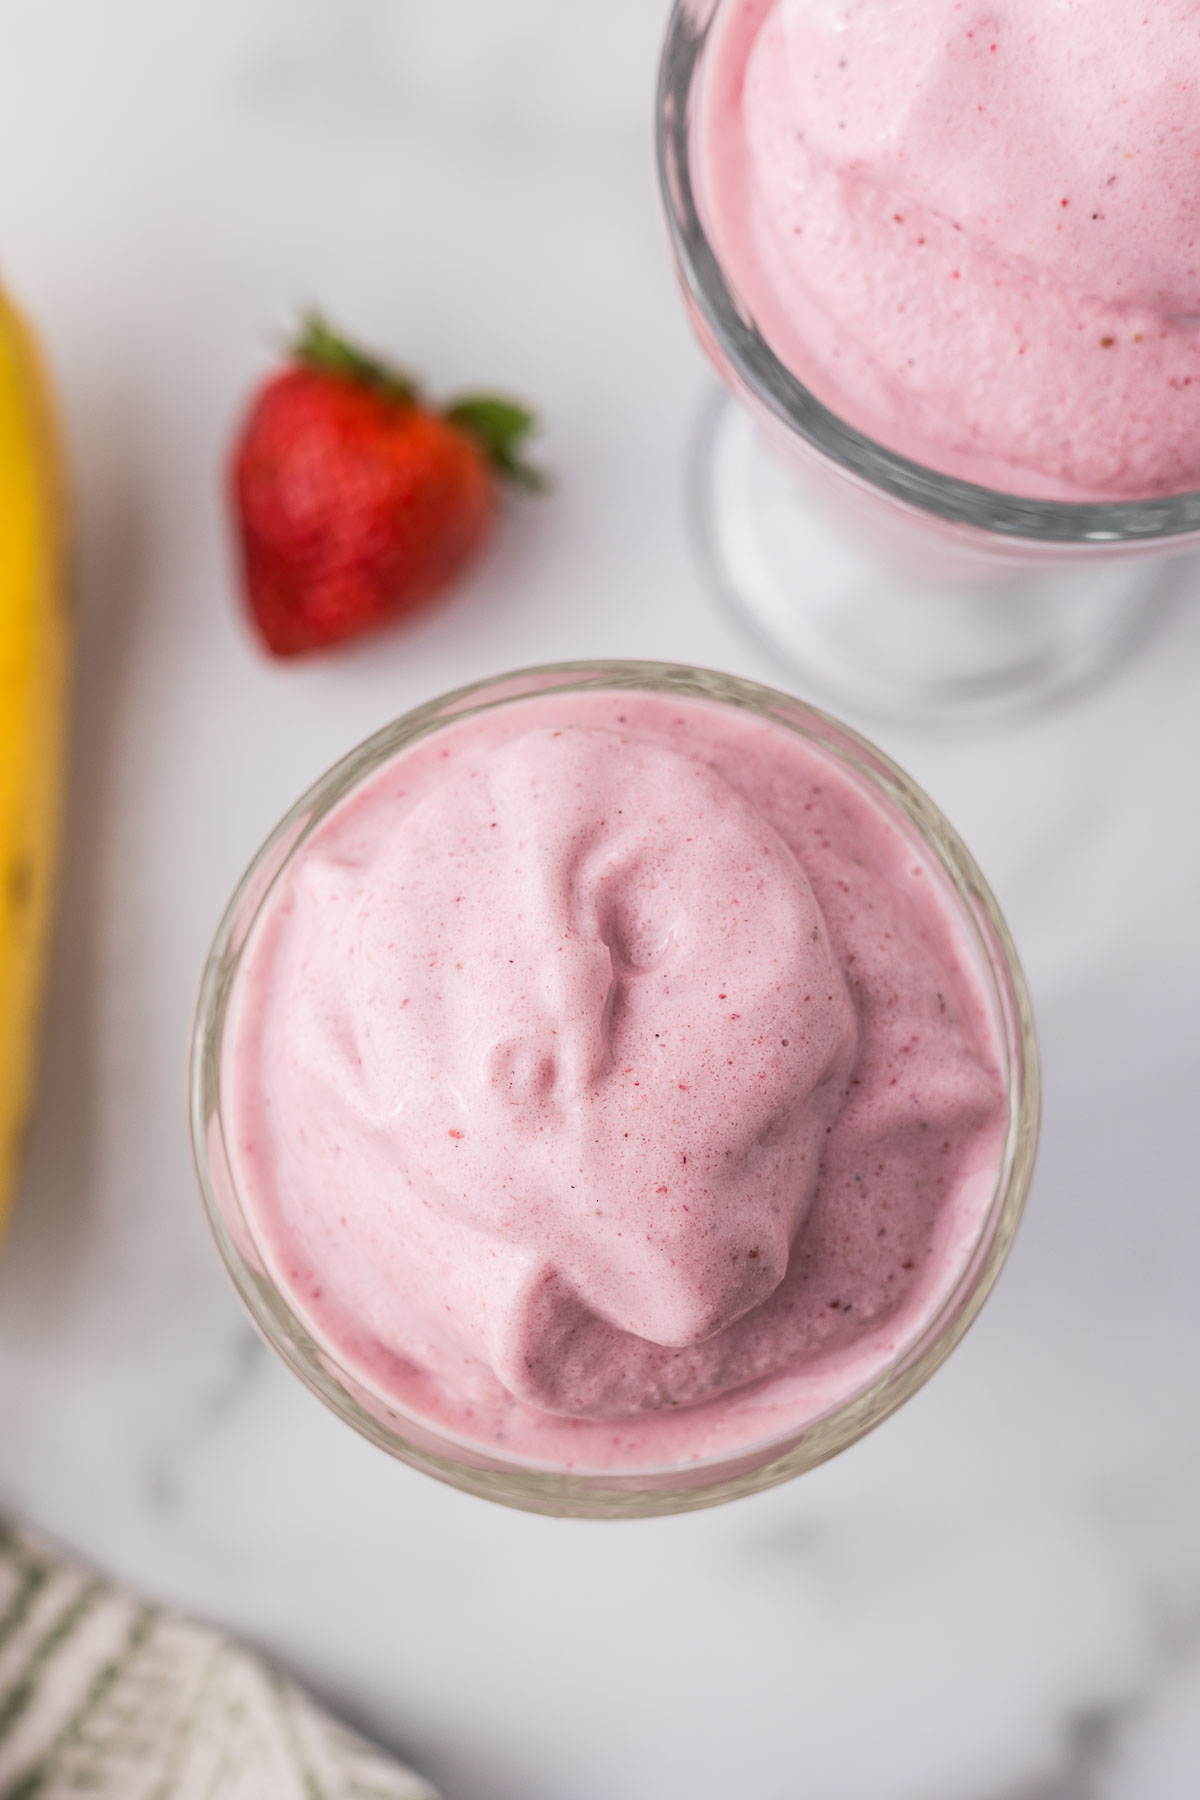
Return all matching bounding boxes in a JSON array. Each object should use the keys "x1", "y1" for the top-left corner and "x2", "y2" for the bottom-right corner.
[{"x1": 0, "y1": 1524, "x2": 438, "y2": 1800}]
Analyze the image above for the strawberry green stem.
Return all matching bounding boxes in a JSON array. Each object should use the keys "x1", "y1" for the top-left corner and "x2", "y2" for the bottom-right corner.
[
  {"x1": 444, "y1": 395, "x2": 546, "y2": 491},
  {"x1": 290, "y1": 311, "x2": 546, "y2": 489},
  {"x1": 292, "y1": 311, "x2": 419, "y2": 405}
]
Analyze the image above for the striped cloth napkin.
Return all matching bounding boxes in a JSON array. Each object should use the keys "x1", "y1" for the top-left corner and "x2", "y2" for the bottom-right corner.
[{"x1": 0, "y1": 1523, "x2": 438, "y2": 1800}]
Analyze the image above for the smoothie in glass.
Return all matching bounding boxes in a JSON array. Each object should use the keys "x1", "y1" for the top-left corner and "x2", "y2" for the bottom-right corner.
[
  {"x1": 698, "y1": 0, "x2": 1200, "y2": 500},
  {"x1": 202, "y1": 671, "x2": 1027, "y2": 1492}
]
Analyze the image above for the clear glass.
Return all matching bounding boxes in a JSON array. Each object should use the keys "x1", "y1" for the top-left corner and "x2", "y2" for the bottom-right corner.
[
  {"x1": 189, "y1": 662, "x2": 1041, "y2": 1518},
  {"x1": 657, "y1": 1, "x2": 1198, "y2": 726}
]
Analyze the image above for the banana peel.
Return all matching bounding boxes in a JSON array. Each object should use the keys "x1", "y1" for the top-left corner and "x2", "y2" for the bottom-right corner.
[{"x1": 0, "y1": 283, "x2": 70, "y2": 1245}]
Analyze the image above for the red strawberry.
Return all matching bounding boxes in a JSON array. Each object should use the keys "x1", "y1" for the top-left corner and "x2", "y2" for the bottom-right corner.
[{"x1": 230, "y1": 313, "x2": 542, "y2": 657}]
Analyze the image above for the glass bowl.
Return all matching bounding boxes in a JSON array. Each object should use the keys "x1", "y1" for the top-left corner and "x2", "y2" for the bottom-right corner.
[
  {"x1": 656, "y1": 0, "x2": 1198, "y2": 725},
  {"x1": 189, "y1": 661, "x2": 1040, "y2": 1517}
]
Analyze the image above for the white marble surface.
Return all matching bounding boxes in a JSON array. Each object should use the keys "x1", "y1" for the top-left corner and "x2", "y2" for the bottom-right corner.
[{"x1": 2, "y1": 3, "x2": 1200, "y2": 1797}]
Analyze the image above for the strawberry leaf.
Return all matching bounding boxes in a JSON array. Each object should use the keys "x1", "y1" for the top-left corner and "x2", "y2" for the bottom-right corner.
[
  {"x1": 444, "y1": 395, "x2": 547, "y2": 492},
  {"x1": 292, "y1": 311, "x2": 419, "y2": 405}
]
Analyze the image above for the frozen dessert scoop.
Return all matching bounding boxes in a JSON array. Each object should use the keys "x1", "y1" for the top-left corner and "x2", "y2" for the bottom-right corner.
[
  {"x1": 701, "y1": 0, "x2": 1200, "y2": 497},
  {"x1": 274, "y1": 725, "x2": 855, "y2": 1410},
  {"x1": 220, "y1": 686, "x2": 1013, "y2": 1473}
]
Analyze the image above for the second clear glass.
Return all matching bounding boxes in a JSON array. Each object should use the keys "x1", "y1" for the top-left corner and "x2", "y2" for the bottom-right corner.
[{"x1": 657, "y1": 0, "x2": 1198, "y2": 726}]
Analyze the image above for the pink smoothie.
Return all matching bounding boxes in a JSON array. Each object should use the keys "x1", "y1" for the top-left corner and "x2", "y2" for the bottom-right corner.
[
  {"x1": 699, "y1": 0, "x2": 1200, "y2": 500},
  {"x1": 224, "y1": 690, "x2": 1009, "y2": 1471}
]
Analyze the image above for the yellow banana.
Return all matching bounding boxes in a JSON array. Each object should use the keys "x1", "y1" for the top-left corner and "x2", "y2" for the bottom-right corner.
[{"x1": 0, "y1": 282, "x2": 69, "y2": 1244}]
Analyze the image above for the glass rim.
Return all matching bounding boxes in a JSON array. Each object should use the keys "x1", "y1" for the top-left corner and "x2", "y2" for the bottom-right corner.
[
  {"x1": 189, "y1": 659, "x2": 1041, "y2": 1518},
  {"x1": 656, "y1": 0, "x2": 1200, "y2": 547}
]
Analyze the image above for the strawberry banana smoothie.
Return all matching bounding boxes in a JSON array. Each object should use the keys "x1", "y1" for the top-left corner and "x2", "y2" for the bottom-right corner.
[
  {"x1": 699, "y1": 0, "x2": 1200, "y2": 500},
  {"x1": 222, "y1": 687, "x2": 1010, "y2": 1472}
]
